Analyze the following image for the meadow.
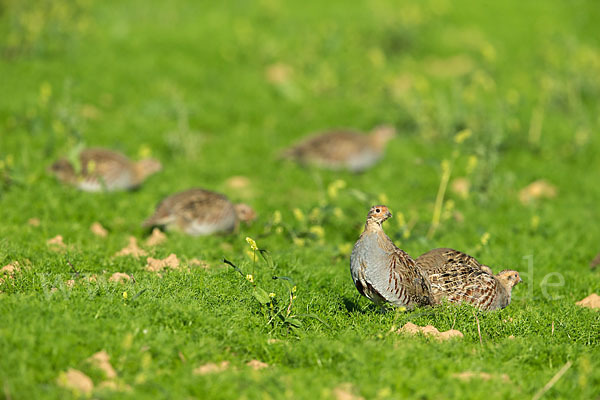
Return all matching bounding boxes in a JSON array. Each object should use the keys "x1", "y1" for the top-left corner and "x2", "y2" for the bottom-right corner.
[{"x1": 1, "y1": 0, "x2": 599, "y2": 398}]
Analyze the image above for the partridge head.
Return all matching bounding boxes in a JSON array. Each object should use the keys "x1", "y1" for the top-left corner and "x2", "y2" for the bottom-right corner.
[
  {"x1": 369, "y1": 125, "x2": 397, "y2": 151},
  {"x1": 365, "y1": 205, "x2": 392, "y2": 225},
  {"x1": 234, "y1": 203, "x2": 257, "y2": 224},
  {"x1": 495, "y1": 270, "x2": 522, "y2": 293},
  {"x1": 134, "y1": 158, "x2": 162, "y2": 182},
  {"x1": 48, "y1": 159, "x2": 77, "y2": 184}
]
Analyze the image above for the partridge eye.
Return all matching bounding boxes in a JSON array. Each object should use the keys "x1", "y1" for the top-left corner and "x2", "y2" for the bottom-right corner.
[{"x1": 376, "y1": 208, "x2": 381, "y2": 213}]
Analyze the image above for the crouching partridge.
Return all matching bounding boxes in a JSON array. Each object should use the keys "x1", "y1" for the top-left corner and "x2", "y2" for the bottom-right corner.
[
  {"x1": 416, "y1": 248, "x2": 522, "y2": 311},
  {"x1": 280, "y1": 125, "x2": 396, "y2": 172},
  {"x1": 142, "y1": 188, "x2": 256, "y2": 236},
  {"x1": 350, "y1": 205, "x2": 433, "y2": 309},
  {"x1": 49, "y1": 148, "x2": 162, "y2": 192}
]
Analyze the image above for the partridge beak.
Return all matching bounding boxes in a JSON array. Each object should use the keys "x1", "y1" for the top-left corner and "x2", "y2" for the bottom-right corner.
[
  {"x1": 386, "y1": 210, "x2": 392, "y2": 218},
  {"x1": 518, "y1": 277, "x2": 523, "y2": 283}
]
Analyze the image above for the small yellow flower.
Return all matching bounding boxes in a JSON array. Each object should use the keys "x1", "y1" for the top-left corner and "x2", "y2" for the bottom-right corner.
[
  {"x1": 481, "y1": 42, "x2": 497, "y2": 62},
  {"x1": 368, "y1": 47, "x2": 385, "y2": 67},
  {"x1": 454, "y1": 128, "x2": 472, "y2": 144},
  {"x1": 275, "y1": 226, "x2": 283, "y2": 234},
  {"x1": 273, "y1": 210, "x2": 282, "y2": 224},
  {"x1": 395, "y1": 211, "x2": 406, "y2": 227},
  {"x1": 327, "y1": 179, "x2": 346, "y2": 199},
  {"x1": 246, "y1": 249, "x2": 256, "y2": 261},
  {"x1": 245, "y1": 274, "x2": 254, "y2": 283},
  {"x1": 269, "y1": 292, "x2": 276, "y2": 298},
  {"x1": 52, "y1": 119, "x2": 65, "y2": 134},
  {"x1": 138, "y1": 144, "x2": 152, "y2": 159},
  {"x1": 333, "y1": 207, "x2": 344, "y2": 219},
  {"x1": 378, "y1": 193, "x2": 389, "y2": 204},
  {"x1": 292, "y1": 237, "x2": 305, "y2": 247},
  {"x1": 245, "y1": 237, "x2": 258, "y2": 251},
  {"x1": 466, "y1": 155, "x2": 478, "y2": 174},
  {"x1": 122, "y1": 291, "x2": 128, "y2": 299},
  {"x1": 337, "y1": 242, "x2": 353, "y2": 255},
  {"x1": 531, "y1": 215, "x2": 540, "y2": 230},
  {"x1": 402, "y1": 229, "x2": 411, "y2": 239},
  {"x1": 293, "y1": 208, "x2": 305, "y2": 222},
  {"x1": 309, "y1": 207, "x2": 321, "y2": 221},
  {"x1": 122, "y1": 333, "x2": 134, "y2": 350},
  {"x1": 480, "y1": 232, "x2": 490, "y2": 246},
  {"x1": 87, "y1": 160, "x2": 96, "y2": 174},
  {"x1": 309, "y1": 225, "x2": 325, "y2": 239},
  {"x1": 39, "y1": 82, "x2": 52, "y2": 105},
  {"x1": 291, "y1": 286, "x2": 297, "y2": 293}
]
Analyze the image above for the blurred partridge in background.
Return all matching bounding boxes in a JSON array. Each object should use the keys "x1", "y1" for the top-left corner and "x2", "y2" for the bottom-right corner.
[
  {"x1": 49, "y1": 148, "x2": 162, "y2": 192},
  {"x1": 417, "y1": 248, "x2": 521, "y2": 311},
  {"x1": 142, "y1": 188, "x2": 256, "y2": 236},
  {"x1": 280, "y1": 125, "x2": 396, "y2": 172},
  {"x1": 350, "y1": 205, "x2": 433, "y2": 309}
]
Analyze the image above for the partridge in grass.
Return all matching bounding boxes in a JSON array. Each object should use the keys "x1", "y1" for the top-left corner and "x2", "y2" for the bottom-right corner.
[
  {"x1": 350, "y1": 205, "x2": 433, "y2": 309},
  {"x1": 49, "y1": 148, "x2": 162, "y2": 192},
  {"x1": 280, "y1": 125, "x2": 396, "y2": 172},
  {"x1": 142, "y1": 188, "x2": 256, "y2": 236},
  {"x1": 416, "y1": 248, "x2": 522, "y2": 311}
]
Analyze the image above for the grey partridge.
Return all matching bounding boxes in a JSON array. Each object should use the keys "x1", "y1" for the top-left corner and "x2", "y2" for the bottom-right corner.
[
  {"x1": 416, "y1": 248, "x2": 521, "y2": 311},
  {"x1": 142, "y1": 188, "x2": 255, "y2": 236},
  {"x1": 350, "y1": 205, "x2": 433, "y2": 309},
  {"x1": 49, "y1": 148, "x2": 162, "y2": 192},
  {"x1": 280, "y1": 125, "x2": 396, "y2": 172}
]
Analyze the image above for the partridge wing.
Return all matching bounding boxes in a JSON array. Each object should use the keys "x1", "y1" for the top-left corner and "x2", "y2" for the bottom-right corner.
[{"x1": 429, "y1": 261, "x2": 501, "y2": 309}]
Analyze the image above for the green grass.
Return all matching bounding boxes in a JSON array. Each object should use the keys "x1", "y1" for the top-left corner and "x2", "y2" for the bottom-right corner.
[{"x1": 1, "y1": 0, "x2": 600, "y2": 398}]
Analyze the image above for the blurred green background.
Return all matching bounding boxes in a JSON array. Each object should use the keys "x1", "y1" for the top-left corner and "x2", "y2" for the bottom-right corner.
[{"x1": 1, "y1": 0, "x2": 599, "y2": 399}]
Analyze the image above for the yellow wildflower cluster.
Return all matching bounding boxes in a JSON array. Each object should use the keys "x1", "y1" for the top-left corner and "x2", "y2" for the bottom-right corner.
[
  {"x1": 480, "y1": 232, "x2": 490, "y2": 246},
  {"x1": 454, "y1": 128, "x2": 472, "y2": 144},
  {"x1": 327, "y1": 179, "x2": 346, "y2": 199},
  {"x1": 293, "y1": 208, "x2": 305, "y2": 222},
  {"x1": 272, "y1": 210, "x2": 282, "y2": 224},
  {"x1": 245, "y1": 237, "x2": 258, "y2": 251},
  {"x1": 309, "y1": 225, "x2": 325, "y2": 239}
]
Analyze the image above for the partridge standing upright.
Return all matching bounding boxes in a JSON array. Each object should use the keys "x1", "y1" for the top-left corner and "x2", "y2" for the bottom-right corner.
[
  {"x1": 280, "y1": 125, "x2": 396, "y2": 172},
  {"x1": 49, "y1": 148, "x2": 162, "y2": 192},
  {"x1": 142, "y1": 188, "x2": 256, "y2": 236},
  {"x1": 416, "y1": 248, "x2": 521, "y2": 311},
  {"x1": 350, "y1": 205, "x2": 433, "y2": 309}
]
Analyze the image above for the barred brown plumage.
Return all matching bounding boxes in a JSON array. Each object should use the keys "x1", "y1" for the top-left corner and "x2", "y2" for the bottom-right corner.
[
  {"x1": 416, "y1": 248, "x2": 522, "y2": 310},
  {"x1": 350, "y1": 205, "x2": 434, "y2": 309},
  {"x1": 280, "y1": 125, "x2": 396, "y2": 172},
  {"x1": 48, "y1": 148, "x2": 161, "y2": 192},
  {"x1": 142, "y1": 188, "x2": 256, "y2": 236}
]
